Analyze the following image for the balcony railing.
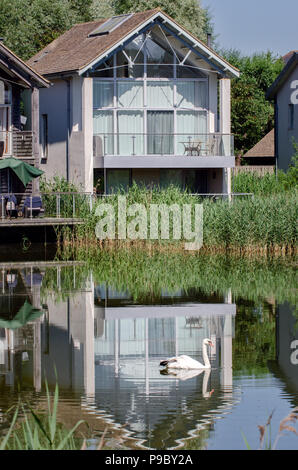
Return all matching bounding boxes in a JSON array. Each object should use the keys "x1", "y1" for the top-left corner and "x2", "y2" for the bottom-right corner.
[
  {"x1": 93, "y1": 133, "x2": 234, "y2": 158},
  {"x1": 0, "y1": 131, "x2": 33, "y2": 158}
]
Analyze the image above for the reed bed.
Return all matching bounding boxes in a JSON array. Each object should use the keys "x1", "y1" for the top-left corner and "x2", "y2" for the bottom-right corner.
[
  {"x1": 51, "y1": 248, "x2": 297, "y2": 307},
  {"x1": 59, "y1": 185, "x2": 297, "y2": 254}
]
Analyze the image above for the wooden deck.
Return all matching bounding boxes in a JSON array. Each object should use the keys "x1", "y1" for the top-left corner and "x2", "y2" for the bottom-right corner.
[{"x1": 0, "y1": 217, "x2": 84, "y2": 227}]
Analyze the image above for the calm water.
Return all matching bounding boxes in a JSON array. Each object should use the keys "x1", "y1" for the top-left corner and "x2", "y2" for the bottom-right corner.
[{"x1": 0, "y1": 248, "x2": 297, "y2": 450}]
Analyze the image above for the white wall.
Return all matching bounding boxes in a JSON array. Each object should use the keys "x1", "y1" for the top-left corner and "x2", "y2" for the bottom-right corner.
[
  {"x1": 39, "y1": 76, "x2": 94, "y2": 192},
  {"x1": 276, "y1": 66, "x2": 298, "y2": 171}
]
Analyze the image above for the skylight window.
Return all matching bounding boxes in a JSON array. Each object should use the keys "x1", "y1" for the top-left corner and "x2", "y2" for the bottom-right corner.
[{"x1": 89, "y1": 14, "x2": 133, "y2": 37}]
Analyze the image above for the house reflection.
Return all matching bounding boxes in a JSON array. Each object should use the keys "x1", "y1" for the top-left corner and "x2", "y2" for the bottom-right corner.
[
  {"x1": 0, "y1": 263, "x2": 237, "y2": 448},
  {"x1": 268, "y1": 302, "x2": 298, "y2": 406}
]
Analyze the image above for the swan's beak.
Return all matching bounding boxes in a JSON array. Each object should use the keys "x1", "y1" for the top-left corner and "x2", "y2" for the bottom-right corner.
[
  {"x1": 209, "y1": 341, "x2": 214, "y2": 347},
  {"x1": 210, "y1": 389, "x2": 214, "y2": 396}
]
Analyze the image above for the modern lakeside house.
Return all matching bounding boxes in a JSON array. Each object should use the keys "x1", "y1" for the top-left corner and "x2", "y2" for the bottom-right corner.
[{"x1": 26, "y1": 8, "x2": 239, "y2": 194}]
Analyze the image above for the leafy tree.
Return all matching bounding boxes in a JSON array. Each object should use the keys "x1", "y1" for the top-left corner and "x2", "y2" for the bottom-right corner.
[
  {"x1": 0, "y1": 0, "x2": 212, "y2": 60},
  {"x1": 222, "y1": 50, "x2": 284, "y2": 156},
  {"x1": 114, "y1": 0, "x2": 213, "y2": 43},
  {"x1": 90, "y1": 0, "x2": 116, "y2": 19},
  {"x1": 0, "y1": 0, "x2": 79, "y2": 60}
]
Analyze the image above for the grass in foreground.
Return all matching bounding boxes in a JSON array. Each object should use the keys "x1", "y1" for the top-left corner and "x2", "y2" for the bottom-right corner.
[{"x1": 0, "y1": 382, "x2": 86, "y2": 450}]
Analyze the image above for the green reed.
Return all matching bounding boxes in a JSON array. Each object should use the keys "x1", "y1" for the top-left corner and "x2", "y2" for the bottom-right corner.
[
  {"x1": 55, "y1": 249, "x2": 297, "y2": 307},
  {"x1": 60, "y1": 184, "x2": 297, "y2": 252},
  {"x1": 0, "y1": 382, "x2": 85, "y2": 450}
]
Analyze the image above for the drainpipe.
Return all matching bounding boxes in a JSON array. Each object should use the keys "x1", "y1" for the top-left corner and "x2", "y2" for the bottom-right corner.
[{"x1": 63, "y1": 78, "x2": 71, "y2": 182}]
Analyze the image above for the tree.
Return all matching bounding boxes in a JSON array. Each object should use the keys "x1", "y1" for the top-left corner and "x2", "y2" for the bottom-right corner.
[
  {"x1": 0, "y1": 0, "x2": 213, "y2": 60},
  {"x1": 114, "y1": 0, "x2": 213, "y2": 43},
  {"x1": 0, "y1": 0, "x2": 79, "y2": 60},
  {"x1": 221, "y1": 50, "x2": 284, "y2": 156}
]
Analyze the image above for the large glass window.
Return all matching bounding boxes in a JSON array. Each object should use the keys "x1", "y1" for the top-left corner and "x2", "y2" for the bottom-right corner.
[
  {"x1": 146, "y1": 37, "x2": 173, "y2": 78},
  {"x1": 93, "y1": 57, "x2": 114, "y2": 78},
  {"x1": 107, "y1": 169, "x2": 130, "y2": 194},
  {"x1": 93, "y1": 81, "x2": 113, "y2": 108},
  {"x1": 117, "y1": 37, "x2": 144, "y2": 78},
  {"x1": 93, "y1": 110, "x2": 113, "y2": 154},
  {"x1": 176, "y1": 81, "x2": 208, "y2": 109},
  {"x1": 147, "y1": 81, "x2": 173, "y2": 108},
  {"x1": 176, "y1": 110, "x2": 207, "y2": 155},
  {"x1": 117, "y1": 110, "x2": 144, "y2": 155},
  {"x1": 147, "y1": 111, "x2": 174, "y2": 155},
  {"x1": 118, "y1": 81, "x2": 143, "y2": 108}
]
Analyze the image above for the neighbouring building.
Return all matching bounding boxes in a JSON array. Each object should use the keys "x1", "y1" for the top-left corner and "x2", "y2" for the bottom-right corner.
[
  {"x1": 0, "y1": 41, "x2": 49, "y2": 194},
  {"x1": 27, "y1": 8, "x2": 239, "y2": 194},
  {"x1": 240, "y1": 128, "x2": 275, "y2": 174},
  {"x1": 266, "y1": 51, "x2": 298, "y2": 171}
]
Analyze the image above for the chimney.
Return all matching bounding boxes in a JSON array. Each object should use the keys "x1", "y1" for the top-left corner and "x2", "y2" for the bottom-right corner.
[{"x1": 207, "y1": 32, "x2": 212, "y2": 48}]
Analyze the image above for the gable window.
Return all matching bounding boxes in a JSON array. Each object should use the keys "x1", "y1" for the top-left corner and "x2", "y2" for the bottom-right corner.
[
  {"x1": 146, "y1": 37, "x2": 173, "y2": 78},
  {"x1": 92, "y1": 27, "x2": 210, "y2": 156}
]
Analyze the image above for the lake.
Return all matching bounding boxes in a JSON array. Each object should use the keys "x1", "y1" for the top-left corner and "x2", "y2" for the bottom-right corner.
[{"x1": 0, "y1": 245, "x2": 297, "y2": 450}]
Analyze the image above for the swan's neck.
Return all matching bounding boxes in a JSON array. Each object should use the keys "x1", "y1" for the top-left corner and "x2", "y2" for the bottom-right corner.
[
  {"x1": 202, "y1": 342, "x2": 210, "y2": 368},
  {"x1": 202, "y1": 369, "x2": 211, "y2": 397}
]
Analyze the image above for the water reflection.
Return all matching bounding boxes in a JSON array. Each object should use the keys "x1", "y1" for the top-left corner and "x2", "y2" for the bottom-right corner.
[{"x1": 0, "y1": 261, "x2": 297, "y2": 449}]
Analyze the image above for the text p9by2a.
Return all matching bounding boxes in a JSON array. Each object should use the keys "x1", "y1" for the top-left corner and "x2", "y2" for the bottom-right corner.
[{"x1": 149, "y1": 455, "x2": 194, "y2": 465}]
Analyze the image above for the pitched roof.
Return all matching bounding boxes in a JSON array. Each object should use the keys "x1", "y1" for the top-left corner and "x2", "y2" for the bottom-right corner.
[
  {"x1": 243, "y1": 129, "x2": 274, "y2": 158},
  {"x1": 266, "y1": 52, "x2": 298, "y2": 100},
  {"x1": 27, "y1": 8, "x2": 239, "y2": 78},
  {"x1": 0, "y1": 41, "x2": 50, "y2": 88},
  {"x1": 282, "y1": 50, "x2": 298, "y2": 64}
]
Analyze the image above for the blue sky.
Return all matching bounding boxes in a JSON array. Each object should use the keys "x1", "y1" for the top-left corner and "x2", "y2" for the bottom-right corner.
[{"x1": 202, "y1": 0, "x2": 297, "y2": 57}]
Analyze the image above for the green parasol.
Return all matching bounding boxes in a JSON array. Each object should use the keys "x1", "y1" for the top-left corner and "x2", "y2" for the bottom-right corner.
[
  {"x1": 0, "y1": 156, "x2": 44, "y2": 187},
  {"x1": 0, "y1": 300, "x2": 44, "y2": 329}
]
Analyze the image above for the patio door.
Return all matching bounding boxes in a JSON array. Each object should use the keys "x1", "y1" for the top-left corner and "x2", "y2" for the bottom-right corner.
[{"x1": 147, "y1": 111, "x2": 174, "y2": 155}]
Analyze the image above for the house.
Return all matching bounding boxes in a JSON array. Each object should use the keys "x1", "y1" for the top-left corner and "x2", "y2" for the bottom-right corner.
[
  {"x1": 240, "y1": 128, "x2": 275, "y2": 174},
  {"x1": 27, "y1": 8, "x2": 239, "y2": 194},
  {"x1": 0, "y1": 40, "x2": 49, "y2": 194},
  {"x1": 266, "y1": 51, "x2": 298, "y2": 171}
]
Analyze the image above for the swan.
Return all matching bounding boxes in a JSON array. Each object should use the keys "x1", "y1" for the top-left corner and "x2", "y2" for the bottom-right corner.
[{"x1": 160, "y1": 338, "x2": 213, "y2": 370}]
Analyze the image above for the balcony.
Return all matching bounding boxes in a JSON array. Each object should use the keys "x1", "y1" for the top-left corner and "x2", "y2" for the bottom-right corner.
[
  {"x1": 0, "y1": 131, "x2": 33, "y2": 160},
  {"x1": 93, "y1": 133, "x2": 235, "y2": 169}
]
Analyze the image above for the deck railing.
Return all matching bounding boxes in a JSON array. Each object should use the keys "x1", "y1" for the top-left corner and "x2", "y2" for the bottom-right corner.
[
  {"x1": 93, "y1": 133, "x2": 234, "y2": 157},
  {"x1": 0, "y1": 190, "x2": 254, "y2": 221},
  {"x1": 0, "y1": 131, "x2": 33, "y2": 158},
  {"x1": 0, "y1": 192, "x2": 94, "y2": 220}
]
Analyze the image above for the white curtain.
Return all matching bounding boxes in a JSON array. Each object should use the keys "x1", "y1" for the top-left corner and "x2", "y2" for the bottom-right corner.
[
  {"x1": 176, "y1": 110, "x2": 207, "y2": 155},
  {"x1": 93, "y1": 110, "x2": 113, "y2": 154},
  {"x1": 117, "y1": 110, "x2": 144, "y2": 155},
  {"x1": 147, "y1": 111, "x2": 174, "y2": 154},
  {"x1": 176, "y1": 81, "x2": 195, "y2": 108},
  {"x1": 147, "y1": 81, "x2": 173, "y2": 108},
  {"x1": 118, "y1": 81, "x2": 143, "y2": 107},
  {"x1": 197, "y1": 81, "x2": 208, "y2": 108},
  {"x1": 93, "y1": 81, "x2": 113, "y2": 108},
  {"x1": 176, "y1": 81, "x2": 207, "y2": 109}
]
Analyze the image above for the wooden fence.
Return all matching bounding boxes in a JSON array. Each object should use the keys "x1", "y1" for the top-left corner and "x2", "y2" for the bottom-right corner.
[{"x1": 232, "y1": 166, "x2": 275, "y2": 176}]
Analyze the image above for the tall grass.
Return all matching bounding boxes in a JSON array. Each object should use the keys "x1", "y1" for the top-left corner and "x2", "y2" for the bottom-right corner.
[
  {"x1": 0, "y1": 382, "x2": 85, "y2": 450},
  {"x1": 59, "y1": 184, "x2": 297, "y2": 253}
]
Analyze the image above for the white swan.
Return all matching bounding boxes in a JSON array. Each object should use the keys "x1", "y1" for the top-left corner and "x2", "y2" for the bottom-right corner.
[{"x1": 160, "y1": 338, "x2": 213, "y2": 370}]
